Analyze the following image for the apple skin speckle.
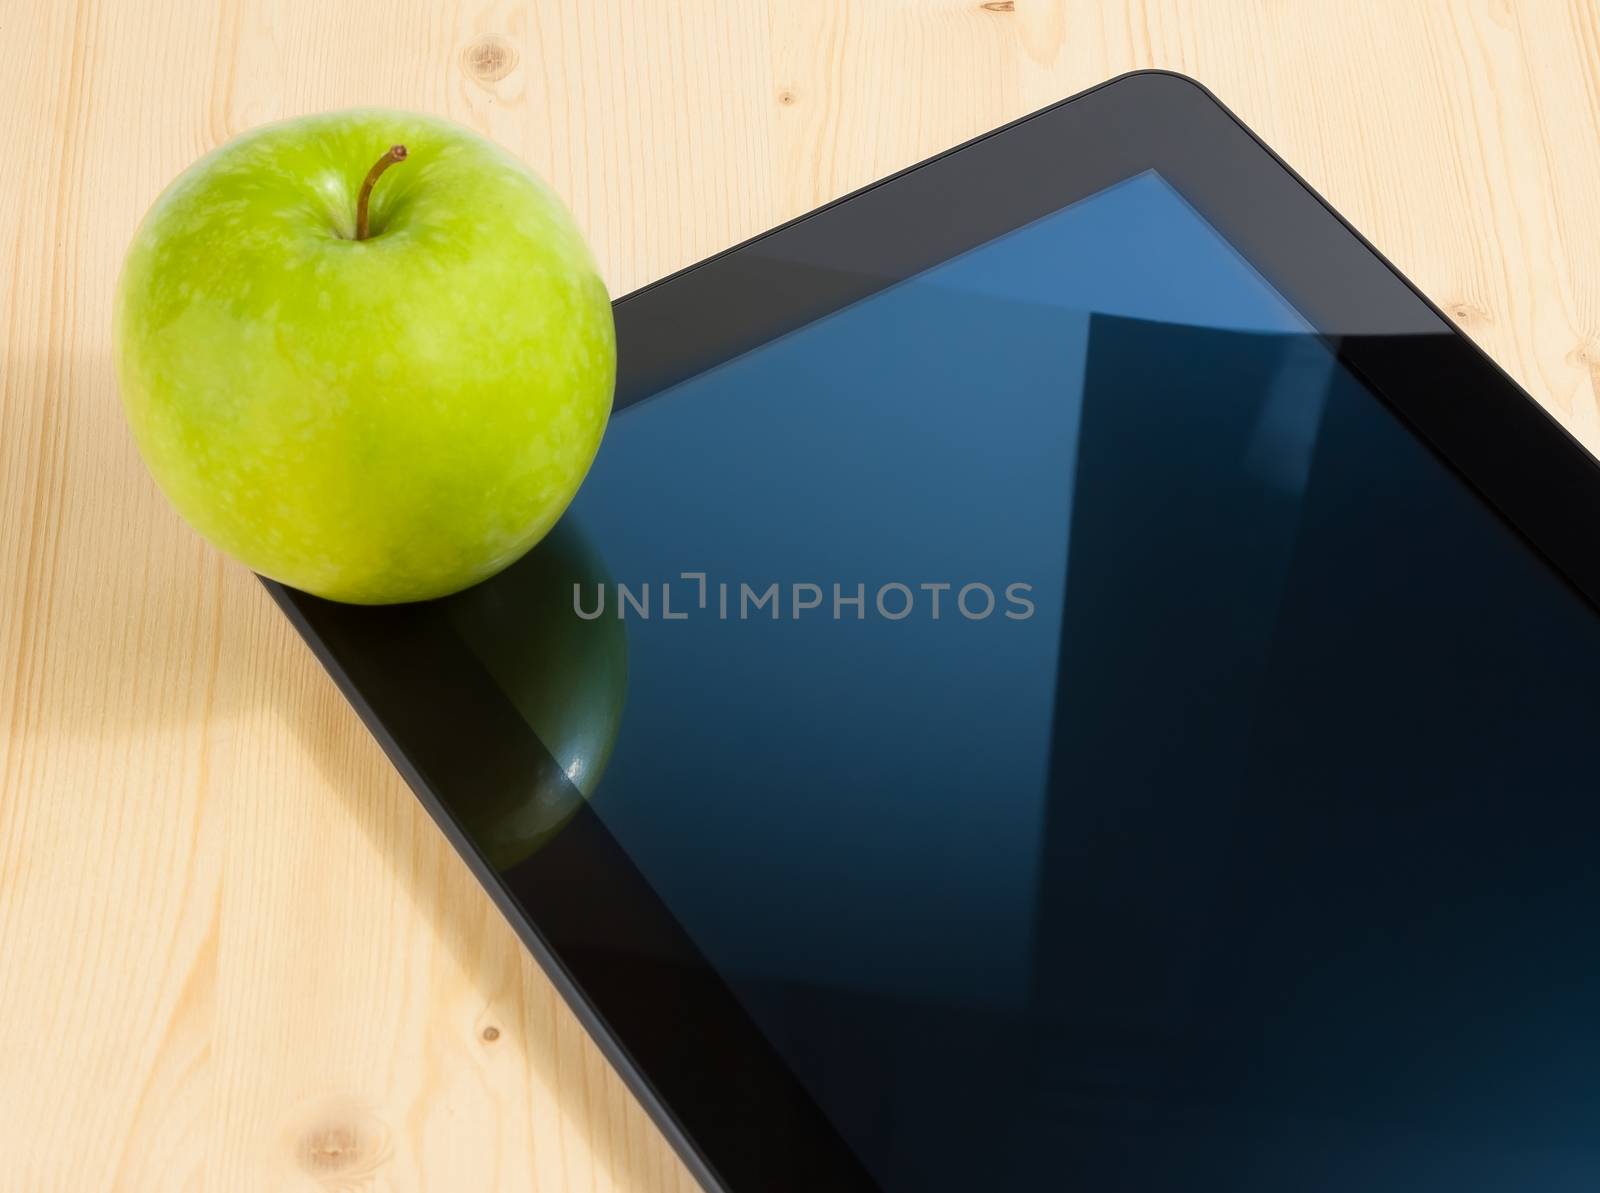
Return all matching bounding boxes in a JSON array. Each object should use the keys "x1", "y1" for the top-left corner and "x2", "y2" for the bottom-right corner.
[{"x1": 113, "y1": 107, "x2": 615, "y2": 604}]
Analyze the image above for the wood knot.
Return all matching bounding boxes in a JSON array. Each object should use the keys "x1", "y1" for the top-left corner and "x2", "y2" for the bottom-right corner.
[
  {"x1": 981, "y1": 1, "x2": 1015, "y2": 11},
  {"x1": 1444, "y1": 299, "x2": 1490, "y2": 328},
  {"x1": 462, "y1": 35, "x2": 517, "y2": 84},
  {"x1": 777, "y1": 89, "x2": 798, "y2": 106},
  {"x1": 481, "y1": 1024, "x2": 501, "y2": 1043},
  {"x1": 300, "y1": 1124, "x2": 362, "y2": 1174},
  {"x1": 283, "y1": 1098, "x2": 393, "y2": 1184}
]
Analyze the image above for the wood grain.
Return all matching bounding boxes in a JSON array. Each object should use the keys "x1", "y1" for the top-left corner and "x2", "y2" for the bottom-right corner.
[{"x1": 2, "y1": 1, "x2": 1597, "y2": 1188}]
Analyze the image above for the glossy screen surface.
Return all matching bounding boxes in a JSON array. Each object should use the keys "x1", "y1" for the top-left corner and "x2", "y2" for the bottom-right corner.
[{"x1": 476, "y1": 172, "x2": 1600, "y2": 1190}]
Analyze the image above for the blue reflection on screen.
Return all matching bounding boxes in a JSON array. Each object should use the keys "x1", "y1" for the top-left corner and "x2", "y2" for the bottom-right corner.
[{"x1": 562, "y1": 172, "x2": 1600, "y2": 1190}]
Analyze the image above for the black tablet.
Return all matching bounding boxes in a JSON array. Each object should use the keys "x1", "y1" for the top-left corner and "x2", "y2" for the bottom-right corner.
[{"x1": 269, "y1": 72, "x2": 1600, "y2": 1192}]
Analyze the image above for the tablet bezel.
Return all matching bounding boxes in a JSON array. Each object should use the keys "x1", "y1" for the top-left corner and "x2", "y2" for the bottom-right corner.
[{"x1": 266, "y1": 70, "x2": 1600, "y2": 1193}]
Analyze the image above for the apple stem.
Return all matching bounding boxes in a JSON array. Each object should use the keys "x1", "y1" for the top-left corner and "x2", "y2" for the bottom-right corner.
[{"x1": 355, "y1": 145, "x2": 409, "y2": 241}]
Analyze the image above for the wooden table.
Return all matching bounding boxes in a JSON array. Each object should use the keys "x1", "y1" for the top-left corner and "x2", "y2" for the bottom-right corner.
[{"x1": 3, "y1": 1, "x2": 1597, "y2": 1188}]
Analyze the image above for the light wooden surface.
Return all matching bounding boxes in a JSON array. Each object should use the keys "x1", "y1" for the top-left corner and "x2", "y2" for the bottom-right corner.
[{"x1": 3, "y1": 1, "x2": 1598, "y2": 1188}]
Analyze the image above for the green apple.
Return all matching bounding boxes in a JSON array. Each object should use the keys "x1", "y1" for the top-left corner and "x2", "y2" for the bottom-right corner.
[
  {"x1": 442, "y1": 518, "x2": 627, "y2": 870},
  {"x1": 114, "y1": 108, "x2": 615, "y2": 604}
]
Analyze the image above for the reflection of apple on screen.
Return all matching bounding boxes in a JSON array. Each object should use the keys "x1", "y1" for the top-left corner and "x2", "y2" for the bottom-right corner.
[{"x1": 442, "y1": 518, "x2": 626, "y2": 871}]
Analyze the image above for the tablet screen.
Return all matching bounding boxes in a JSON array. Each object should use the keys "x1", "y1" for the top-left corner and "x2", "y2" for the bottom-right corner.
[{"x1": 481, "y1": 172, "x2": 1600, "y2": 1188}]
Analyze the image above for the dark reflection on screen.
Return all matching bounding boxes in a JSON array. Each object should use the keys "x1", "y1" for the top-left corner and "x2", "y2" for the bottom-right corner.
[
  {"x1": 529, "y1": 172, "x2": 1600, "y2": 1190},
  {"x1": 442, "y1": 519, "x2": 627, "y2": 871}
]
